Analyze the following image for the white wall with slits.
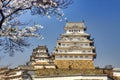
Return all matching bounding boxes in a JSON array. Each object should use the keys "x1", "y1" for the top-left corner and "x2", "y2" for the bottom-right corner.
[{"x1": 33, "y1": 75, "x2": 111, "y2": 80}]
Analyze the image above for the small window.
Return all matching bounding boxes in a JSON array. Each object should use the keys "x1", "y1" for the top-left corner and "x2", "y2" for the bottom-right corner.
[
  {"x1": 59, "y1": 50, "x2": 63, "y2": 52},
  {"x1": 56, "y1": 49, "x2": 58, "y2": 52},
  {"x1": 69, "y1": 30, "x2": 71, "y2": 32},
  {"x1": 74, "y1": 30, "x2": 78, "y2": 32},
  {"x1": 88, "y1": 50, "x2": 91, "y2": 52},
  {"x1": 70, "y1": 56, "x2": 73, "y2": 58},
  {"x1": 67, "y1": 44, "x2": 69, "y2": 46},
  {"x1": 60, "y1": 56, "x2": 62, "y2": 58},
  {"x1": 70, "y1": 38, "x2": 73, "y2": 40},
  {"x1": 85, "y1": 56, "x2": 88, "y2": 58},
  {"x1": 58, "y1": 43, "x2": 61, "y2": 45},
  {"x1": 62, "y1": 44, "x2": 65, "y2": 46},
  {"x1": 64, "y1": 50, "x2": 67, "y2": 52},
  {"x1": 65, "y1": 56, "x2": 67, "y2": 58},
  {"x1": 78, "y1": 38, "x2": 80, "y2": 40},
  {"x1": 80, "y1": 56, "x2": 83, "y2": 58},
  {"x1": 81, "y1": 44, "x2": 83, "y2": 46},
  {"x1": 75, "y1": 56, "x2": 78, "y2": 58},
  {"x1": 85, "y1": 44, "x2": 88, "y2": 46},
  {"x1": 83, "y1": 50, "x2": 86, "y2": 52},
  {"x1": 81, "y1": 38, "x2": 84, "y2": 40}
]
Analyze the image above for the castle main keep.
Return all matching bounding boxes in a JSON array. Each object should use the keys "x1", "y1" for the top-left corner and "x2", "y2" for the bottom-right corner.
[
  {"x1": 53, "y1": 22, "x2": 96, "y2": 69},
  {"x1": 30, "y1": 22, "x2": 96, "y2": 69}
]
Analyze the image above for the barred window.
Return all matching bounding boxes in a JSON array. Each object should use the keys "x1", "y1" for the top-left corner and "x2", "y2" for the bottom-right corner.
[
  {"x1": 60, "y1": 56, "x2": 62, "y2": 58},
  {"x1": 64, "y1": 56, "x2": 67, "y2": 58},
  {"x1": 70, "y1": 56, "x2": 73, "y2": 58},
  {"x1": 75, "y1": 56, "x2": 78, "y2": 58},
  {"x1": 80, "y1": 56, "x2": 83, "y2": 58},
  {"x1": 85, "y1": 56, "x2": 88, "y2": 58}
]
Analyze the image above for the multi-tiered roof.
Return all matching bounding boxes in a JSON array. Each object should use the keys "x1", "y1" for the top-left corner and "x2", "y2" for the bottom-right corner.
[
  {"x1": 30, "y1": 46, "x2": 50, "y2": 65},
  {"x1": 29, "y1": 46, "x2": 56, "y2": 69},
  {"x1": 53, "y1": 22, "x2": 96, "y2": 69}
]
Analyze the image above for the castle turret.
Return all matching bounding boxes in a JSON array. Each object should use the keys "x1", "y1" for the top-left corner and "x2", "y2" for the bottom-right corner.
[
  {"x1": 30, "y1": 46, "x2": 56, "y2": 69},
  {"x1": 30, "y1": 46, "x2": 50, "y2": 66},
  {"x1": 53, "y1": 22, "x2": 96, "y2": 69}
]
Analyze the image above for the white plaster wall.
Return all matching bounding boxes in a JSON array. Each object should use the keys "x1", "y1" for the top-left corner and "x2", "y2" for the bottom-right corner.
[
  {"x1": 8, "y1": 71, "x2": 22, "y2": 77},
  {"x1": 10, "y1": 78, "x2": 22, "y2": 80},
  {"x1": 8, "y1": 71, "x2": 22, "y2": 80},
  {"x1": 33, "y1": 75, "x2": 109, "y2": 80},
  {"x1": 16, "y1": 71, "x2": 23, "y2": 75},
  {"x1": 36, "y1": 55, "x2": 48, "y2": 57},
  {"x1": 45, "y1": 66, "x2": 56, "y2": 69},
  {"x1": 34, "y1": 65, "x2": 55, "y2": 69},
  {"x1": 35, "y1": 59, "x2": 49, "y2": 62},
  {"x1": 34, "y1": 66, "x2": 43, "y2": 69},
  {"x1": 113, "y1": 71, "x2": 120, "y2": 77}
]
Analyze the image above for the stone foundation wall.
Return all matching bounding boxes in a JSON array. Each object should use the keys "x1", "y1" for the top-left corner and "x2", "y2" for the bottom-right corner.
[{"x1": 54, "y1": 60, "x2": 95, "y2": 69}]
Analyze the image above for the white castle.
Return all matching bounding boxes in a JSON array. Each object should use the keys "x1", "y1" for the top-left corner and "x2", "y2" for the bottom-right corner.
[
  {"x1": 53, "y1": 22, "x2": 96, "y2": 69},
  {"x1": 29, "y1": 21, "x2": 96, "y2": 69}
]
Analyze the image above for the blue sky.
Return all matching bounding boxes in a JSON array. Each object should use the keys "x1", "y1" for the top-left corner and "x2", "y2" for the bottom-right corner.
[{"x1": 0, "y1": 0, "x2": 120, "y2": 68}]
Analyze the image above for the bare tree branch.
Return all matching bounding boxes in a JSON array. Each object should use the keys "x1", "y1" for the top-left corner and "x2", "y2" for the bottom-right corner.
[{"x1": 0, "y1": 9, "x2": 5, "y2": 29}]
